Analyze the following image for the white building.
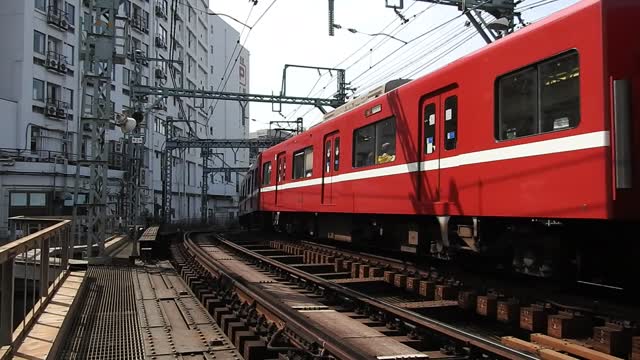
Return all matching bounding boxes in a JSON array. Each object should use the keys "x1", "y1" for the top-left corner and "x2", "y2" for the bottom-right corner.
[{"x1": 0, "y1": 0, "x2": 250, "y2": 239}]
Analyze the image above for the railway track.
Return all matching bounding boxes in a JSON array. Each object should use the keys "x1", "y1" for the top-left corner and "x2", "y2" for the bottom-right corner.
[
  {"x1": 252, "y1": 236, "x2": 638, "y2": 360},
  {"x1": 171, "y1": 231, "x2": 545, "y2": 360}
]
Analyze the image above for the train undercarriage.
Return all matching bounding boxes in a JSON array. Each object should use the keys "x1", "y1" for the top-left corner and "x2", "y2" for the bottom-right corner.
[{"x1": 242, "y1": 211, "x2": 639, "y2": 297}]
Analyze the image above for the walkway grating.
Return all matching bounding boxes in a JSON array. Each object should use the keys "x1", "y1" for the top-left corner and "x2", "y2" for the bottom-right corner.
[{"x1": 60, "y1": 266, "x2": 144, "y2": 360}]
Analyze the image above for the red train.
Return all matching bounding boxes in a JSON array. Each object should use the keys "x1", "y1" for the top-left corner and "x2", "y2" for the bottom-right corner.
[{"x1": 241, "y1": 0, "x2": 640, "y2": 289}]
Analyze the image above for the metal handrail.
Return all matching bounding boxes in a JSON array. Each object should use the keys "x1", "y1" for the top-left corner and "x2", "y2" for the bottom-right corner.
[{"x1": 0, "y1": 217, "x2": 71, "y2": 349}]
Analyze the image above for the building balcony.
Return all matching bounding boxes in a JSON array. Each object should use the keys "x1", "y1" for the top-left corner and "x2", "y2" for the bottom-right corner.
[
  {"x1": 130, "y1": 14, "x2": 149, "y2": 34},
  {"x1": 47, "y1": 6, "x2": 70, "y2": 31},
  {"x1": 45, "y1": 99, "x2": 70, "y2": 120},
  {"x1": 45, "y1": 51, "x2": 68, "y2": 74}
]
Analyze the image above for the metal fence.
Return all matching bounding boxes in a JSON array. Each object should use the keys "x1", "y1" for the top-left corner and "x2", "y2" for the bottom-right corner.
[{"x1": 0, "y1": 216, "x2": 71, "y2": 350}]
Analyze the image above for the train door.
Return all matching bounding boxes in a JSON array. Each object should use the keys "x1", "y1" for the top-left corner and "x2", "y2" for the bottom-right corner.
[
  {"x1": 275, "y1": 152, "x2": 286, "y2": 205},
  {"x1": 420, "y1": 89, "x2": 458, "y2": 206},
  {"x1": 322, "y1": 132, "x2": 340, "y2": 204}
]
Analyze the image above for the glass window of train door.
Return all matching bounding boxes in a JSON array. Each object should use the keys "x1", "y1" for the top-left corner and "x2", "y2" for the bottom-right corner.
[
  {"x1": 443, "y1": 96, "x2": 458, "y2": 150},
  {"x1": 334, "y1": 137, "x2": 340, "y2": 171},
  {"x1": 325, "y1": 139, "x2": 331, "y2": 174},
  {"x1": 424, "y1": 103, "x2": 436, "y2": 154}
]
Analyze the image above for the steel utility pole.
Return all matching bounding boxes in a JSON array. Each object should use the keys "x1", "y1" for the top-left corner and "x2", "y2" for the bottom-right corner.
[{"x1": 73, "y1": 0, "x2": 128, "y2": 259}]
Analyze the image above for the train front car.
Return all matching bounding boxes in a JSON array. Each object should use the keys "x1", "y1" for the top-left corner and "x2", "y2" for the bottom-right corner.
[{"x1": 246, "y1": 0, "x2": 639, "y2": 293}]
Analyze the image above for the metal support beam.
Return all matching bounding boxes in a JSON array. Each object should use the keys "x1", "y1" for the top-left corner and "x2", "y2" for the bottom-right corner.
[
  {"x1": 204, "y1": 167, "x2": 250, "y2": 174},
  {"x1": 0, "y1": 259, "x2": 14, "y2": 346},
  {"x1": 166, "y1": 138, "x2": 280, "y2": 150},
  {"x1": 131, "y1": 86, "x2": 345, "y2": 108},
  {"x1": 200, "y1": 148, "x2": 210, "y2": 224}
]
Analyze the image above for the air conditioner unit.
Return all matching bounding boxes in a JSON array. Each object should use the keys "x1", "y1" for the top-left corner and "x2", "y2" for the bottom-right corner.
[
  {"x1": 58, "y1": 62, "x2": 67, "y2": 73},
  {"x1": 155, "y1": 67, "x2": 166, "y2": 80},
  {"x1": 46, "y1": 58, "x2": 58, "y2": 69},
  {"x1": 155, "y1": 4, "x2": 166, "y2": 18},
  {"x1": 59, "y1": 17, "x2": 69, "y2": 30},
  {"x1": 155, "y1": 36, "x2": 166, "y2": 49},
  {"x1": 56, "y1": 107, "x2": 66, "y2": 119},
  {"x1": 46, "y1": 105, "x2": 57, "y2": 117}
]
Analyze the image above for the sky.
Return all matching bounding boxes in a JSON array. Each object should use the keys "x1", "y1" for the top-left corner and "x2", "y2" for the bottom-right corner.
[{"x1": 207, "y1": 0, "x2": 580, "y2": 132}]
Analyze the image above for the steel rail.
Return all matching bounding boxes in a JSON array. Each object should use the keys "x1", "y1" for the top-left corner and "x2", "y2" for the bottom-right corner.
[
  {"x1": 218, "y1": 236, "x2": 539, "y2": 360},
  {"x1": 183, "y1": 232, "x2": 371, "y2": 360}
]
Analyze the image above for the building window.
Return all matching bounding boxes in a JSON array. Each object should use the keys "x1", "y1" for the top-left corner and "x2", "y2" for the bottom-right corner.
[
  {"x1": 33, "y1": 78, "x2": 45, "y2": 101},
  {"x1": 157, "y1": 24, "x2": 167, "y2": 42},
  {"x1": 30, "y1": 193, "x2": 46, "y2": 207},
  {"x1": 35, "y1": 0, "x2": 45, "y2": 11},
  {"x1": 353, "y1": 117, "x2": 396, "y2": 168},
  {"x1": 10, "y1": 193, "x2": 27, "y2": 207},
  {"x1": 65, "y1": 2, "x2": 75, "y2": 25},
  {"x1": 30, "y1": 127, "x2": 39, "y2": 152},
  {"x1": 47, "y1": 82, "x2": 61, "y2": 102},
  {"x1": 64, "y1": 43, "x2": 74, "y2": 65},
  {"x1": 496, "y1": 50, "x2": 580, "y2": 140},
  {"x1": 63, "y1": 87, "x2": 73, "y2": 107},
  {"x1": 33, "y1": 31, "x2": 46, "y2": 54},
  {"x1": 292, "y1": 147, "x2": 313, "y2": 179},
  {"x1": 443, "y1": 96, "x2": 458, "y2": 150},
  {"x1": 262, "y1": 162, "x2": 272, "y2": 185},
  {"x1": 123, "y1": 68, "x2": 130, "y2": 85}
]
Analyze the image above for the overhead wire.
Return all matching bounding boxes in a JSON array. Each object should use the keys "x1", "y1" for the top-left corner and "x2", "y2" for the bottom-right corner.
[
  {"x1": 352, "y1": 18, "x2": 465, "y2": 92},
  {"x1": 205, "y1": 3, "x2": 256, "y2": 125},
  {"x1": 207, "y1": 0, "x2": 279, "y2": 125},
  {"x1": 166, "y1": 0, "x2": 198, "y2": 138},
  {"x1": 356, "y1": 22, "x2": 469, "y2": 92},
  {"x1": 284, "y1": 2, "x2": 429, "y2": 121}
]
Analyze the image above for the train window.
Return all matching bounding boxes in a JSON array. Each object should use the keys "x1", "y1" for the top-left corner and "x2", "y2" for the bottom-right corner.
[
  {"x1": 293, "y1": 147, "x2": 313, "y2": 179},
  {"x1": 497, "y1": 67, "x2": 538, "y2": 140},
  {"x1": 334, "y1": 137, "x2": 340, "y2": 171},
  {"x1": 353, "y1": 117, "x2": 396, "y2": 168},
  {"x1": 496, "y1": 51, "x2": 579, "y2": 140},
  {"x1": 444, "y1": 96, "x2": 458, "y2": 150},
  {"x1": 540, "y1": 53, "x2": 580, "y2": 132},
  {"x1": 424, "y1": 103, "x2": 436, "y2": 154},
  {"x1": 262, "y1": 161, "x2": 272, "y2": 186}
]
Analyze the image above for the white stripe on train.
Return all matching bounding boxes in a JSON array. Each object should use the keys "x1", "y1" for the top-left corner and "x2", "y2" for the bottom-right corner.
[{"x1": 259, "y1": 131, "x2": 610, "y2": 194}]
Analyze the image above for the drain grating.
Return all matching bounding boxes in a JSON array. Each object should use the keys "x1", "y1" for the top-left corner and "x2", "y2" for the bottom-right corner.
[{"x1": 60, "y1": 266, "x2": 145, "y2": 360}]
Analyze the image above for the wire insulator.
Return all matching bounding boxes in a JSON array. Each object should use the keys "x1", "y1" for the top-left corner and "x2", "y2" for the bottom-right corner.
[{"x1": 328, "y1": 0, "x2": 335, "y2": 36}]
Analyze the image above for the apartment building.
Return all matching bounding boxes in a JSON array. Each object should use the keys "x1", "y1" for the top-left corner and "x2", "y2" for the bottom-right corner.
[{"x1": 0, "y1": 0, "x2": 250, "y2": 238}]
